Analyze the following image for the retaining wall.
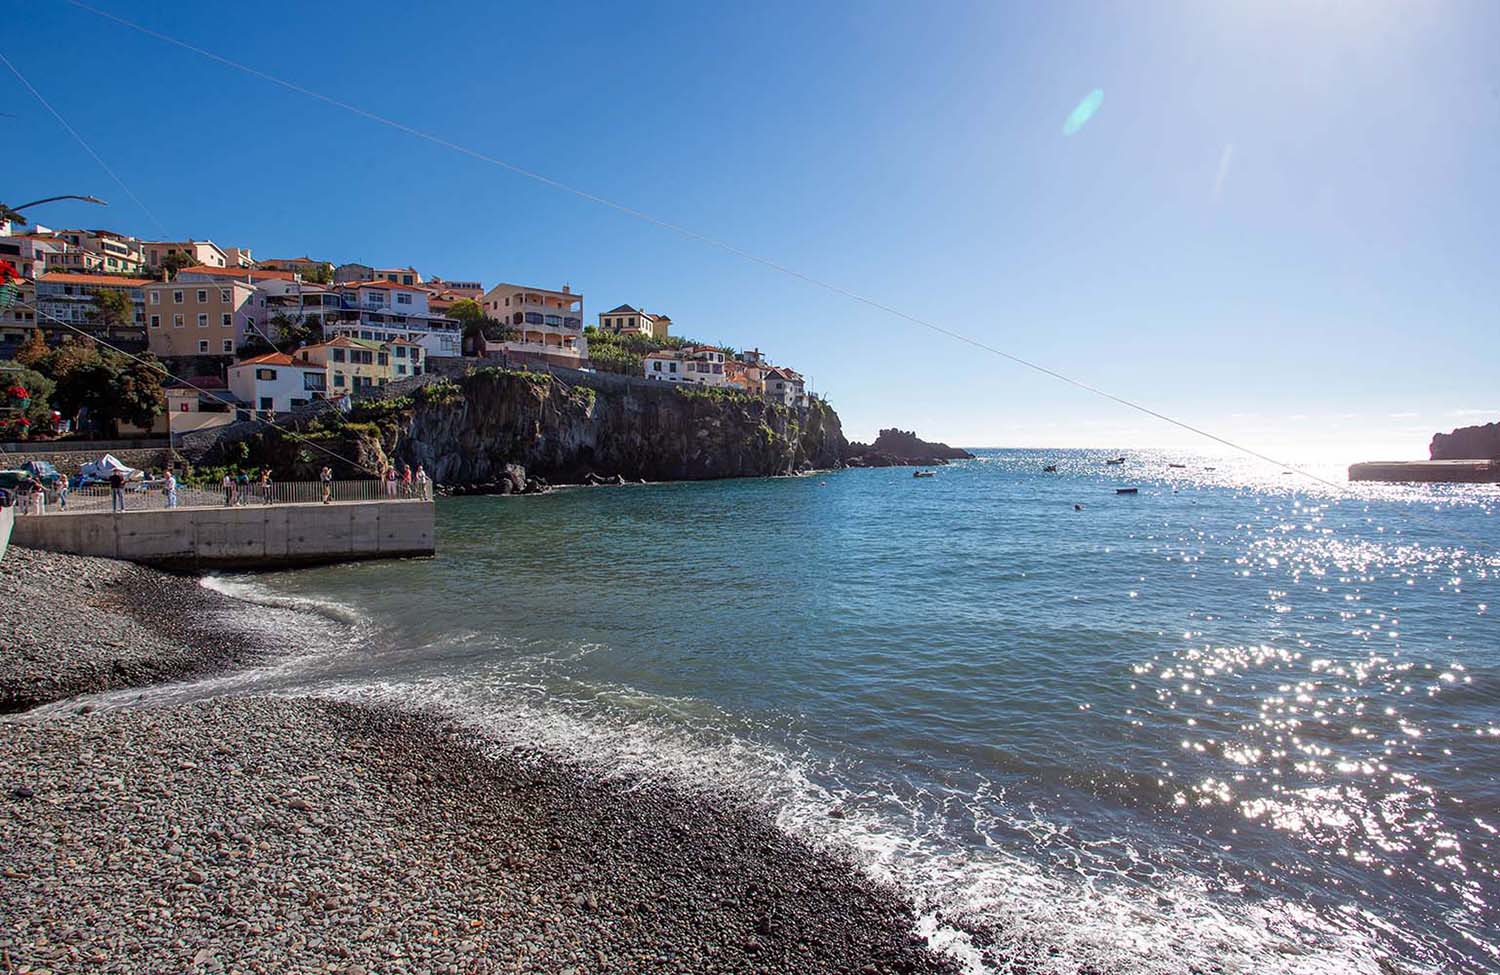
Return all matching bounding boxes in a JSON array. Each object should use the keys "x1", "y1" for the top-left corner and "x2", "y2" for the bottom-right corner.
[{"x1": 9, "y1": 500, "x2": 434, "y2": 570}]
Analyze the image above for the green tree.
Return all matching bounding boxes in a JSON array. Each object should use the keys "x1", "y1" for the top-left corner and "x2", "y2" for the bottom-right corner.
[
  {"x1": 448, "y1": 298, "x2": 483, "y2": 323},
  {"x1": 1, "y1": 360, "x2": 56, "y2": 437},
  {"x1": 303, "y1": 262, "x2": 333, "y2": 285},
  {"x1": 90, "y1": 288, "x2": 134, "y2": 330},
  {"x1": 44, "y1": 343, "x2": 165, "y2": 435},
  {"x1": 0, "y1": 203, "x2": 27, "y2": 229},
  {"x1": 14, "y1": 329, "x2": 48, "y2": 368},
  {"x1": 159, "y1": 251, "x2": 198, "y2": 279}
]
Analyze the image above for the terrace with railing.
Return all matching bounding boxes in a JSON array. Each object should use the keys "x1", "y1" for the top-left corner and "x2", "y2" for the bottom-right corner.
[{"x1": 18, "y1": 478, "x2": 431, "y2": 515}]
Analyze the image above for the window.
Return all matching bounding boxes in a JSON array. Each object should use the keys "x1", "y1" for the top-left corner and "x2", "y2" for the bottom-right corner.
[
  {"x1": 220, "y1": 289, "x2": 231, "y2": 302},
  {"x1": 256, "y1": 368, "x2": 277, "y2": 381},
  {"x1": 653, "y1": 361, "x2": 662, "y2": 372},
  {"x1": 259, "y1": 396, "x2": 273, "y2": 411},
  {"x1": 332, "y1": 349, "x2": 345, "y2": 362},
  {"x1": 150, "y1": 315, "x2": 161, "y2": 328},
  {"x1": 396, "y1": 364, "x2": 408, "y2": 375},
  {"x1": 377, "y1": 353, "x2": 388, "y2": 366},
  {"x1": 222, "y1": 339, "x2": 233, "y2": 353},
  {"x1": 173, "y1": 290, "x2": 184, "y2": 304},
  {"x1": 394, "y1": 346, "x2": 406, "y2": 358},
  {"x1": 333, "y1": 374, "x2": 345, "y2": 387},
  {"x1": 396, "y1": 292, "x2": 411, "y2": 304},
  {"x1": 197, "y1": 313, "x2": 208, "y2": 327},
  {"x1": 196, "y1": 290, "x2": 208, "y2": 303},
  {"x1": 198, "y1": 340, "x2": 209, "y2": 353},
  {"x1": 149, "y1": 291, "x2": 160, "y2": 305},
  {"x1": 669, "y1": 362, "x2": 678, "y2": 373},
  {"x1": 173, "y1": 314, "x2": 184, "y2": 328},
  {"x1": 222, "y1": 313, "x2": 232, "y2": 327}
]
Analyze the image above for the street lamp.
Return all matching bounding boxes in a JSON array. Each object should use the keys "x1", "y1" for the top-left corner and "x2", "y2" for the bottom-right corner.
[{"x1": 10, "y1": 194, "x2": 108, "y2": 213}]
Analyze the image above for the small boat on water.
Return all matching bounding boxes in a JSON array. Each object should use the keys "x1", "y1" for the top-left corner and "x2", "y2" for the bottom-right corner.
[
  {"x1": 1115, "y1": 487, "x2": 1139, "y2": 494},
  {"x1": 913, "y1": 470, "x2": 936, "y2": 478},
  {"x1": 1106, "y1": 457, "x2": 1126, "y2": 465},
  {"x1": 1043, "y1": 464, "x2": 1058, "y2": 473},
  {"x1": 1167, "y1": 463, "x2": 1186, "y2": 469}
]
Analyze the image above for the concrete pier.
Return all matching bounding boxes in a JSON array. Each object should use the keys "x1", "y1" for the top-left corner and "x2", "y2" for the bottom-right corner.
[
  {"x1": 1348, "y1": 459, "x2": 1499, "y2": 483},
  {"x1": 9, "y1": 499, "x2": 434, "y2": 570}
]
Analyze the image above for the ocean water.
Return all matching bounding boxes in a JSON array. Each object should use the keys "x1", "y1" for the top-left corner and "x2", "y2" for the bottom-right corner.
[{"x1": 112, "y1": 450, "x2": 1500, "y2": 973}]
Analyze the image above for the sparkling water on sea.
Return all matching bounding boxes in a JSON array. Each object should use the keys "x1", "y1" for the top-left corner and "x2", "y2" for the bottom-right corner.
[{"x1": 153, "y1": 450, "x2": 1497, "y2": 974}]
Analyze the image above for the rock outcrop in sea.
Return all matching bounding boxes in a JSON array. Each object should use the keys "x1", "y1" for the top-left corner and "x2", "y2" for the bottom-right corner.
[
  {"x1": 1430, "y1": 420, "x2": 1500, "y2": 460},
  {"x1": 844, "y1": 428, "x2": 974, "y2": 468},
  {"x1": 194, "y1": 367, "x2": 847, "y2": 488}
]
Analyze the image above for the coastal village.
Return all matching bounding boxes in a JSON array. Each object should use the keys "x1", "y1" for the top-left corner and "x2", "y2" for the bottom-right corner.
[{"x1": 0, "y1": 216, "x2": 814, "y2": 443}]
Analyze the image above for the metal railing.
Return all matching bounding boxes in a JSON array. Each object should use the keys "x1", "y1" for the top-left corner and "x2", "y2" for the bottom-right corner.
[{"x1": 12, "y1": 478, "x2": 431, "y2": 515}]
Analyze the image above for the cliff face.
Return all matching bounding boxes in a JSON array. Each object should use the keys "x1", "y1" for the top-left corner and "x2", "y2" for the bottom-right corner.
[
  {"x1": 1430, "y1": 421, "x2": 1500, "y2": 460},
  {"x1": 224, "y1": 369, "x2": 847, "y2": 485}
]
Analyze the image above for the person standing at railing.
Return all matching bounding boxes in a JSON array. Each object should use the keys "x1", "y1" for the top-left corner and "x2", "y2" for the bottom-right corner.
[
  {"x1": 320, "y1": 465, "x2": 333, "y2": 504},
  {"x1": 109, "y1": 470, "x2": 126, "y2": 513},
  {"x1": 237, "y1": 471, "x2": 250, "y2": 506},
  {"x1": 259, "y1": 467, "x2": 273, "y2": 505},
  {"x1": 56, "y1": 479, "x2": 68, "y2": 511},
  {"x1": 401, "y1": 464, "x2": 413, "y2": 498},
  {"x1": 384, "y1": 466, "x2": 398, "y2": 498},
  {"x1": 163, "y1": 469, "x2": 179, "y2": 510},
  {"x1": 415, "y1": 465, "x2": 431, "y2": 500},
  {"x1": 222, "y1": 472, "x2": 235, "y2": 506}
]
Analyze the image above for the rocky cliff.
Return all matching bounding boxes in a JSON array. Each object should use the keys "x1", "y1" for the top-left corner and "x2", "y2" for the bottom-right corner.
[
  {"x1": 844, "y1": 428, "x2": 974, "y2": 467},
  {"x1": 1430, "y1": 421, "x2": 1500, "y2": 460},
  {"x1": 209, "y1": 368, "x2": 847, "y2": 487}
]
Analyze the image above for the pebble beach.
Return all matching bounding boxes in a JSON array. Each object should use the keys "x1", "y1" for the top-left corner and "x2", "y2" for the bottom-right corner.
[{"x1": 0, "y1": 547, "x2": 957, "y2": 975}]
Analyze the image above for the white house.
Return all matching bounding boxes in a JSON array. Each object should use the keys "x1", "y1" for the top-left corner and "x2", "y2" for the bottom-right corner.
[
  {"x1": 643, "y1": 346, "x2": 730, "y2": 386},
  {"x1": 330, "y1": 280, "x2": 462, "y2": 358},
  {"x1": 763, "y1": 366, "x2": 806, "y2": 407},
  {"x1": 228, "y1": 351, "x2": 328, "y2": 415}
]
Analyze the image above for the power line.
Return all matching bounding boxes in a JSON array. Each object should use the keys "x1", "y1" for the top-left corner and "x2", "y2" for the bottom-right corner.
[
  {"x1": 59, "y1": 0, "x2": 1347, "y2": 492},
  {"x1": 13, "y1": 299, "x2": 383, "y2": 478},
  {"x1": 0, "y1": 50, "x2": 170, "y2": 239}
]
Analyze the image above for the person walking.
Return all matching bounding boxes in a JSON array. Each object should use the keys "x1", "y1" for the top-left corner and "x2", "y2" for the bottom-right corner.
[
  {"x1": 415, "y1": 465, "x2": 431, "y2": 500},
  {"x1": 23, "y1": 476, "x2": 44, "y2": 515},
  {"x1": 163, "y1": 468, "x2": 178, "y2": 509},
  {"x1": 401, "y1": 464, "x2": 413, "y2": 498},
  {"x1": 236, "y1": 471, "x2": 250, "y2": 506},
  {"x1": 320, "y1": 465, "x2": 333, "y2": 504},
  {"x1": 56, "y1": 478, "x2": 68, "y2": 511},
  {"x1": 109, "y1": 469, "x2": 126, "y2": 513},
  {"x1": 222, "y1": 472, "x2": 235, "y2": 506}
]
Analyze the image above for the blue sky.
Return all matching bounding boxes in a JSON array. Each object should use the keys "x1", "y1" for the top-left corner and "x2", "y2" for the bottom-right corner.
[{"x1": 5, "y1": 1, "x2": 1497, "y2": 459}]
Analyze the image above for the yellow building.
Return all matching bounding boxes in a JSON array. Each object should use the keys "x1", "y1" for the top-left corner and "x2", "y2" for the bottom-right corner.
[{"x1": 296, "y1": 335, "x2": 393, "y2": 394}]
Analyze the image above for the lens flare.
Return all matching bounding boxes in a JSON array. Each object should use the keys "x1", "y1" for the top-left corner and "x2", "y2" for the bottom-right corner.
[{"x1": 1063, "y1": 89, "x2": 1104, "y2": 136}]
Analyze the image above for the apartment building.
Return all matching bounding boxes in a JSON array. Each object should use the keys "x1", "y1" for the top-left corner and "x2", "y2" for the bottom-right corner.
[
  {"x1": 50, "y1": 230, "x2": 145, "y2": 274},
  {"x1": 599, "y1": 304, "x2": 671, "y2": 341},
  {"x1": 0, "y1": 278, "x2": 37, "y2": 358},
  {"x1": 329, "y1": 280, "x2": 461, "y2": 358},
  {"x1": 141, "y1": 239, "x2": 228, "y2": 269},
  {"x1": 257, "y1": 256, "x2": 329, "y2": 276},
  {"x1": 222, "y1": 246, "x2": 255, "y2": 268},
  {"x1": 143, "y1": 279, "x2": 255, "y2": 358},
  {"x1": 297, "y1": 335, "x2": 393, "y2": 394},
  {"x1": 0, "y1": 235, "x2": 61, "y2": 278},
  {"x1": 34, "y1": 272, "x2": 150, "y2": 347},
  {"x1": 479, "y1": 282, "x2": 586, "y2": 365},
  {"x1": 251, "y1": 279, "x2": 350, "y2": 329}
]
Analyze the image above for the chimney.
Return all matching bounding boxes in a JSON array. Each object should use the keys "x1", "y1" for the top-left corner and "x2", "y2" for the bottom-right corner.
[{"x1": 562, "y1": 283, "x2": 570, "y2": 294}]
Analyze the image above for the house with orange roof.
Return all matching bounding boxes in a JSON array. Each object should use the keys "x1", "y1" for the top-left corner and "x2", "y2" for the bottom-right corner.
[
  {"x1": 175, "y1": 265, "x2": 302, "y2": 284},
  {"x1": 762, "y1": 366, "x2": 806, "y2": 407},
  {"x1": 35, "y1": 272, "x2": 152, "y2": 347},
  {"x1": 296, "y1": 335, "x2": 394, "y2": 395},
  {"x1": 228, "y1": 351, "x2": 328, "y2": 415},
  {"x1": 45, "y1": 229, "x2": 145, "y2": 275}
]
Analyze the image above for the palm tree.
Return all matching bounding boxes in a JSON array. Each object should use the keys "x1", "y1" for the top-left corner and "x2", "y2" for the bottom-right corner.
[{"x1": 0, "y1": 203, "x2": 27, "y2": 229}]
